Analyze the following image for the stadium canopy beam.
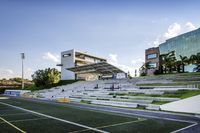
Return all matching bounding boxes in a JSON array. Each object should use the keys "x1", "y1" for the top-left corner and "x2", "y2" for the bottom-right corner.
[{"x1": 67, "y1": 62, "x2": 125, "y2": 75}]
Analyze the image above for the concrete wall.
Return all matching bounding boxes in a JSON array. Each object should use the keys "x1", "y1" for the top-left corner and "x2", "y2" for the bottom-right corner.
[{"x1": 61, "y1": 49, "x2": 75, "y2": 80}]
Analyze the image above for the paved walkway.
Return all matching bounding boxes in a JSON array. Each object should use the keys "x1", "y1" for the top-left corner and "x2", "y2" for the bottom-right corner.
[{"x1": 161, "y1": 94, "x2": 200, "y2": 114}]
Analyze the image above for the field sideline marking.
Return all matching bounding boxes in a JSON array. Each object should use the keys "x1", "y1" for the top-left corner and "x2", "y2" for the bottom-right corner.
[
  {"x1": 170, "y1": 123, "x2": 198, "y2": 133},
  {"x1": 97, "y1": 109, "x2": 199, "y2": 133},
  {"x1": 0, "y1": 116, "x2": 26, "y2": 133},
  {"x1": 0, "y1": 117, "x2": 49, "y2": 124},
  {"x1": 0, "y1": 101, "x2": 109, "y2": 133},
  {"x1": 70, "y1": 118, "x2": 146, "y2": 133},
  {"x1": 82, "y1": 106, "x2": 197, "y2": 124},
  {"x1": 96, "y1": 118, "x2": 146, "y2": 129}
]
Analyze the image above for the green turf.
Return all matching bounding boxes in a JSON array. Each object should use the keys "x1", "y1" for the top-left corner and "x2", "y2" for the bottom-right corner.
[
  {"x1": 145, "y1": 72, "x2": 200, "y2": 77},
  {"x1": 110, "y1": 89, "x2": 200, "y2": 99},
  {"x1": 0, "y1": 96, "x2": 192, "y2": 133},
  {"x1": 136, "y1": 83, "x2": 192, "y2": 86},
  {"x1": 151, "y1": 100, "x2": 171, "y2": 105}
]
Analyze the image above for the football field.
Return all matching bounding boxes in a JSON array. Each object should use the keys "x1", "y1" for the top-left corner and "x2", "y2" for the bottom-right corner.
[{"x1": 0, "y1": 96, "x2": 193, "y2": 133}]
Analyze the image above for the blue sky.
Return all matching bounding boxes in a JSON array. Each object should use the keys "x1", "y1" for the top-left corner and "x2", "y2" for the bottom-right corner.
[{"x1": 0, "y1": 0, "x2": 200, "y2": 79}]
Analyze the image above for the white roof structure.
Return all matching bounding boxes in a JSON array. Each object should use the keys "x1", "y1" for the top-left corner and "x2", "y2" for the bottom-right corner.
[{"x1": 67, "y1": 62, "x2": 125, "y2": 75}]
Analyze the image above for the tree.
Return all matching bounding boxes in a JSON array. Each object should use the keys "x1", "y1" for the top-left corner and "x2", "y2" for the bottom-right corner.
[
  {"x1": 189, "y1": 54, "x2": 197, "y2": 64},
  {"x1": 139, "y1": 62, "x2": 150, "y2": 76},
  {"x1": 127, "y1": 71, "x2": 132, "y2": 79},
  {"x1": 32, "y1": 68, "x2": 60, "y2": 87},
  {"x1": 191, "y1": 52, "x2": 200, "y2": 72},
  {"x1": 166, "y1": 51, "x2": 176, "y2": 73},
  {"x1": 160, "y1": 54, "x2": 167, "y2": 74},
  {"x1": 179, "y1": 55, "x2": 189, "y2": 73},
  {"x1": 160, "y1": 51, "x2": 176, "y2": 73},
  {"x1": 195, "y1": 53, "x2": 200, "y2": 72},
  {"x1": 175, "y1": 60, "x2": 182, "y2": 73}
]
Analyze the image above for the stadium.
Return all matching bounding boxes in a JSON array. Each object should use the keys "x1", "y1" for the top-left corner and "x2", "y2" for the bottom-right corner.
[
  {"x1": 1, "y1": 1, "x2": 200, "y2": 132},
  {"x1": 1, "y1": 45, "x2": 200, "y2": 132}
]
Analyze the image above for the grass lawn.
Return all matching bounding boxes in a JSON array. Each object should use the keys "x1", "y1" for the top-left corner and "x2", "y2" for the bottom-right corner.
[
  {"x1": 154, "y1": 72, "x2": 200, "y2": 77},
  {"x1": 136, "y1": 83, "x2": 192, "y2": 86},
  {"x1": 161, "y1": 89, "x2": 200, "y2": 99},
  {"x1": 0, "y1": 96, "x2": 191, "y2": 133},
  {"x1": 110, "y1": 89, "x2": 200, "y2": 99},
  {"x1": 151, "y1": 100, "x2": 171, "y2": 105}
]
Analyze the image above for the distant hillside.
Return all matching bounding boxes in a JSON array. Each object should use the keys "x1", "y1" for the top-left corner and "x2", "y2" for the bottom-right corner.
[{"x1": 0, "y1": 78, "x2": 33, "y2": 88}]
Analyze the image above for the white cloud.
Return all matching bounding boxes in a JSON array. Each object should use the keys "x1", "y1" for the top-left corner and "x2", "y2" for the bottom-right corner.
[
  {"x1": 25, "y1": 67, "x2": 34, "y2": 79},
  {"x1": 0, "y1": 67, "x2": 35, "y2": 80},
  {"x1": 164, "y1": 23, "x2": 181, "y2": 38},
  {"x1": 151, "y1": 22, "x2": 196, "y2": 47},
  {"x1": 152, "y1": 35, "x2": 162, "y2": 46},
  {"x1": 108, "y1": 54, "x2": 142, "y2": 77},
  {"x1": 185, "y1": 22, "x2": 196, "y2": 31},
  {"x1": 42, "y1": 52, "x2": 60, "y2": 63},
  {"x1": 0, "y1": 68, "x2": 16, "y2": 79},
  {"x1": 2, "y1": 69, "x2": 14, "y2": 75},
  {"x1": 131, "y1": 58, "x2": 144, "y2": 68},
  {"x1": 131, "y1": 58, "x2": 144, "y2": 64},
  {"x1": 27, "y1": 68, "x2": 33, "y2": 72},
  {"x1": 108, "y1": 54, "x2": 118, "y2": 63}
]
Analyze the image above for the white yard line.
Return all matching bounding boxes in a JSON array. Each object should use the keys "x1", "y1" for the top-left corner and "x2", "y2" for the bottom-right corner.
[
  {"x1": 92, "y1": 108, "x2": 197, "y2": 124},
  {"x1": 171, "y1": 123, "x2": 198, "y2": 133},
  {"x1": 0, "y1": 117, "x2": 49, "y2": 124},
  {"x1": 70, "y1": 118, "x2": 146, "y2": 133},
  {"x1": 0, "y1": 116, "x2": 26, "y2": 133},
  {"x1": 97, "y1": 118, "x2": 146, "y2": 129},
  {"x1": 0, "y1": 101, "x2": 109, "y2": 133},
  {"x1": 100, "y1": 109, "x2": 199, "y2": 133}
]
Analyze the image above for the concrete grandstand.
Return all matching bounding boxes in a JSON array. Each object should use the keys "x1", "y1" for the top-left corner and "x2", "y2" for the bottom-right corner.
[
  {"x1": 28, "y1": 75, "x2": 200, "y2": 114},
  {"x1": 57, "y1": 49, "x2": 127, "y2": 81}
]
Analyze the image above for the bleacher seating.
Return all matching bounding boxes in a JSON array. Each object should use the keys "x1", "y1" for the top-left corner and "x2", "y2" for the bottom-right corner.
[{"x1": 31, "y1": 77, "x2": 199, "y2": 109}]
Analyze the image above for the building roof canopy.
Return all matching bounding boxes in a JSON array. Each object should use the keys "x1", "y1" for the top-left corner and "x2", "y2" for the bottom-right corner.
[{"x1": 67, "y1": 62, "x2": 125, "y2": 75}]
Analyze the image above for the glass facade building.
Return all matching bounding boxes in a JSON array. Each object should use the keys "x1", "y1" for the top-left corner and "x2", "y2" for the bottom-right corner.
[
  {"x1": 159, "y1": 28, "x2": 200, "y2": 60},
  {"x1": 144, "y1": 28, "x2": 200, "y2": 74}
]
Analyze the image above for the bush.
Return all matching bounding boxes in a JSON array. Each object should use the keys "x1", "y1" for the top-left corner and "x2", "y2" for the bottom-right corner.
[
  {"x1": 153, "y1": 70, "x2": 160, "y2": 75},
  {"x1": 55, "y1": 80, "x2": 78, "y2": 86},
  {"x1": 32, "y1": 68, "x2": 60, "y2": 87},
  {"x1": 9, "y1": 77, "x2": 22, "y2": 83},
  {"x1": 140, "y1": 72, "x2": 147, "y2": 76}
]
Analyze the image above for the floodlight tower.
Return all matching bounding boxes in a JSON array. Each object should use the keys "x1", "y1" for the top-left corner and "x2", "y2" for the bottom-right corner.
[{"x1": 21, "y1": 53, "x2": 25, "y2": 89}]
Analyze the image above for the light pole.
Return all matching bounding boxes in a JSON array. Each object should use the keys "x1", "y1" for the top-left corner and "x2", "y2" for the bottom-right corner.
[{"x1": 21, "y1": 53, "x2": 25, "y2": 89}]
